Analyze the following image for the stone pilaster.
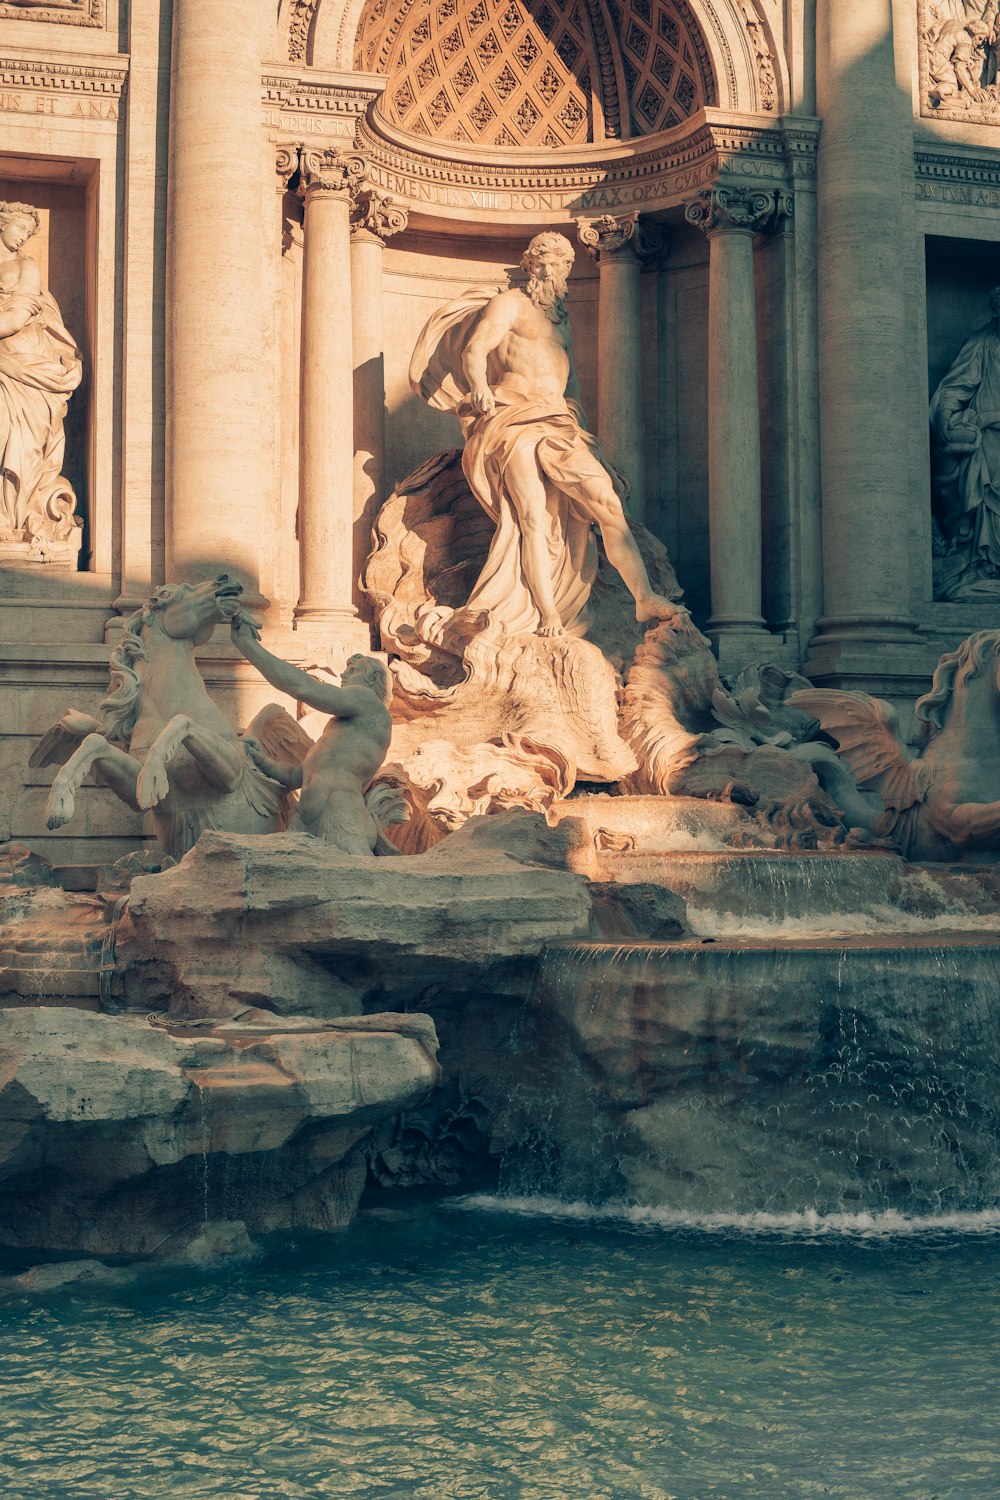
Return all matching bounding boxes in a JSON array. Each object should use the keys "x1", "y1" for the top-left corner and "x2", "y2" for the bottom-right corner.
[
  {"x1": 294, "y1": 147, "x2": 369, "y2": 642},
  {"x1": 350, "y1": 189, "x2": 408, "y2": 620},
  {"x1": 578, "y1": 212, "x2": 660, "y2": 523},
  {"x1": 165, "y1": 0, "x2": 265, "y2": 593},
  {"x1": 808, "y1": 0, "x2": 923, "y2": 685},
  {"x1": 685, "y1": 186, "x2": 779, "y2": 667}
]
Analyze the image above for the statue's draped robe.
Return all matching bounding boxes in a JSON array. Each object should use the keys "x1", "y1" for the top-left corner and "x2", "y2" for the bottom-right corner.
[
  {"x1": 410, "y1": 288, "x2": 626, "y2": 637},
  {"x1": 0, "y1": 284, "x2": 83, "y2": 540},
  {"x1": 931, "y1": 320, "x2": 1000, "y2": 593}
]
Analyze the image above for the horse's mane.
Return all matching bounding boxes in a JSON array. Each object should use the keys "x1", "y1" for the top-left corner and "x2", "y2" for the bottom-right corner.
[
  {"x1": 98, "y1": 585, "x2": 179, "y2": 742},
  {"x1": 914, "y1": 630, "x2": 1000, "y2": 745}
]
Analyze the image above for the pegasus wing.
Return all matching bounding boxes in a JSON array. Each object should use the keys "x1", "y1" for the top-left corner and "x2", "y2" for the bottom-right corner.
[
  {"x1": 244, "y1": 704, "x2": 315, "y2": 766},
  {"x1": 785, "y1": 689, "x2": 932, "y2": 813},
  {"x1": 28, "y1": 711, "x2": 103, "y2": 769}
]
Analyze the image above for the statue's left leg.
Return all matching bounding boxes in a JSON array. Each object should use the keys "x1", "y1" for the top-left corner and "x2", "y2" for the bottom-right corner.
[
  {"x1": 136, "y1": 715, "x2": 244, "y2": 810},
  {"x1": 588, "y1": 486, "x2": 682, "y2": 624}
]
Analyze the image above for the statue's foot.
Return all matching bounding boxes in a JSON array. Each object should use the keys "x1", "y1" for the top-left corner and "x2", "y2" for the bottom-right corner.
[
  {"x1": 636, "y1": 594, "x2": 683, "y2": 625},
  {"x1": 136, "y1": 756, "x2": 170, "y2": 810},
  {"x1": 537, "y1": 618, "x2": 566, "y2": 638},
  {"x1": 45, "y1": 777, "x2": 76, "y2": 830}
]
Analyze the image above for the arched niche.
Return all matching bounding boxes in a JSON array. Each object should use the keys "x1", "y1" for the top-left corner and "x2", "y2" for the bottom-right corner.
[{"x1": 302, "y1": 0, "x2": 787, "y2": 120}]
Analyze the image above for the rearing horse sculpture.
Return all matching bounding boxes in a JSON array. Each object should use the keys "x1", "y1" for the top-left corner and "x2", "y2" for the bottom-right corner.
[
  {"x1": 789, "y1": 630, "x2": 1000, "y2": 861},
  {"x1": 31, "y1": 576, "x2": 309, "y2": 858}
]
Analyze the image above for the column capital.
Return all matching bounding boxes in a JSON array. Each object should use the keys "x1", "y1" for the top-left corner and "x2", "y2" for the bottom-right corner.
[
  {"x1": 684, "y1": 186, "x2": 789, "y2": 238},
  {"x1": 298, "y1": 147, "x2": 367, "y2": 202},
  {"x1": 578, "y1": 211, "x2": 664, "y2": 263},
  {"x1": 349, "y1": 187, "x2": 408, "y2": 244},
  {"x1": 275, "y1": 141, "x2": 300, "y2": 188}
]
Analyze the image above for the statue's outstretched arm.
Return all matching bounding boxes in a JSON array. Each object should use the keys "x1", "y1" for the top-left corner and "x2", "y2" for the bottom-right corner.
[{"x1": 232, "y1": 616, "x2": 364, "y2": 718}]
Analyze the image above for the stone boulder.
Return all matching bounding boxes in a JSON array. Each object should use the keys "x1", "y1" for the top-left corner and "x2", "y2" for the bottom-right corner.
[
  {"x1": 118, "y1": 817, "x2": 594, "y2": 1019},
  {"x1": 0, "y1": 1006, "x2": 440, "y2": 1254}
]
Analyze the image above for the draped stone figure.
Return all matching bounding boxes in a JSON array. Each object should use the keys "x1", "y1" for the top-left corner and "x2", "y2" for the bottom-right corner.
[
  {"x1": 0, "y1": 201, "x2": 84, "y2": 564},
  {"x1": 408, "y1": 231, "x2": 678, "y2": 639},
  {"x1": 930, "y1": 286, "x2": 1000, "y2": 598}
]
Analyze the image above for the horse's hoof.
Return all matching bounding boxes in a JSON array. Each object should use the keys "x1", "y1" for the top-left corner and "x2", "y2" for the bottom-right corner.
[
  {"x1": 136, "y1": 761, "x2": 169, "y2": 810},
  {"x1": 45, "y1": 783, "x2": 74, "y2": 829}
]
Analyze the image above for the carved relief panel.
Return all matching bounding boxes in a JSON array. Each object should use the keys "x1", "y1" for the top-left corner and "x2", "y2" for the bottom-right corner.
[
  {"x1": 918, "y1": 0, "x2": 1000, "y2": 125},
  {"x1": 0, "y1": 0, "x2": 103, "y2": 25}
]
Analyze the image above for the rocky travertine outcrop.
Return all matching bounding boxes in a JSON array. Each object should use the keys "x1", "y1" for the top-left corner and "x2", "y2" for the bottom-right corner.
[
  {"x1": 117, "y1": 815, "x2": 596, "y2": 1019},
  {"x1": 0, "y1": 1006, "x2": 440, "y2": 1254}
]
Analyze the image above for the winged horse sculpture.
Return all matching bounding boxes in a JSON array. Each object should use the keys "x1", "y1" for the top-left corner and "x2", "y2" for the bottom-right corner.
[
  {"x1": 30, "y1": 576, "x2": 314, "y2": 859},
  {"x1": 788, "y1": 630, "x2": 1000, "y2": 861}
]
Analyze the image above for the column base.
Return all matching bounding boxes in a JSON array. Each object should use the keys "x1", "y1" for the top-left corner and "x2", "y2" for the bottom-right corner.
[
  {"x1": 805, "y1": 615, "x2": 933, "y2": 693},
  {"x1": 292, "y1": 605, "x2": 373, "y2": 662},
  {"x1": 707, "y1": 618, "x2": 789, "y2": 677}
]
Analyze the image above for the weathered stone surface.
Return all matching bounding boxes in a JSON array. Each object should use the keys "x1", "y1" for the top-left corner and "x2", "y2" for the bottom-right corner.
[
  {"x1": 507, "y1": 935, "x2": 1000, "y2": 1213},
  {"x1": 0, "y1": 1006, "x2": 440, "y2": 1253},
  {"x1": 119, "y1": 819, "x2": 594, "y2": 1019}
]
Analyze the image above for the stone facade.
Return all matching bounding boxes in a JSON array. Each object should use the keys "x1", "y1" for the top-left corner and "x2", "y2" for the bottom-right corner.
[{"x1": 2, "y1": 0, "x2": 1000, "y2": 861}]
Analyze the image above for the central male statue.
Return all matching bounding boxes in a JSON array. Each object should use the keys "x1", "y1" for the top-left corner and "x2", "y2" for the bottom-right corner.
[{"x1": 409, "y1": 231, "x2": 678, "y2": 638}]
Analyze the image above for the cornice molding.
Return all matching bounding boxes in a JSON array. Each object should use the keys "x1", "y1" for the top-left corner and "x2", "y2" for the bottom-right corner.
[
  {"x1": 915, "y1": 145, "x2": 1000, "y2": 208},
  {"x1": 353, "y1": 107, "x2": 807, "y2": 220},
  {"x1": 0, "y1": 52, "x2": 127, "y2": 96}
]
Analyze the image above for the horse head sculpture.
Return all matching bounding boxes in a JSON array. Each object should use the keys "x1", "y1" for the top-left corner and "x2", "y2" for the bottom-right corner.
[
  {"x1": 789, "y1": 630, "x2": 1000, "y2": 860},
  {"x1": 31, "y1": 576, "x2": 312, "y2": 859}
]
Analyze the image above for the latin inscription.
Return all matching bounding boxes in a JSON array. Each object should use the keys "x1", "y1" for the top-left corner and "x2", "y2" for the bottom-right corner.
[
  {"x1": 361, "y1": 154, "x2": 792, "y2": 215},
  {"x1": 0, "y1": 89, "x2": 118, "y2": 120},
  {"x1": 917, "y1": 181, "x2": 1000, "y2": 207}
]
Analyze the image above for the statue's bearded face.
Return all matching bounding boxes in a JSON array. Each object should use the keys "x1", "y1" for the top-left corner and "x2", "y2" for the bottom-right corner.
[{"x1": 523, "y1": 245, "x2": 574, "y2": 319}]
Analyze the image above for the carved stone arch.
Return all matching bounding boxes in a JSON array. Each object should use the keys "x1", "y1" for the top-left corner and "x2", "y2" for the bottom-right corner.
[
  {"x1": 677, "y1": 0, "x2": 786, "y2": 114},
  {"x1": 305, "y1": 0, "x2": 783, "y2": 118}
]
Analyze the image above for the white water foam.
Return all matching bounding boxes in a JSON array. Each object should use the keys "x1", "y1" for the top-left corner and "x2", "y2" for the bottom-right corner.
[
  {"x1": 684, "y1": 903, "x2": 1000, "y2": 940},
  {"x1": 452, "y1": 1194, "x2": 1000, "y2": 1239}
]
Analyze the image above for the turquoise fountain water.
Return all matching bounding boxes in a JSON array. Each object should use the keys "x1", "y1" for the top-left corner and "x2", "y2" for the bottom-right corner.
[{"x1": 1, "y1": 1197, "x2": 999, "y2": 1499}]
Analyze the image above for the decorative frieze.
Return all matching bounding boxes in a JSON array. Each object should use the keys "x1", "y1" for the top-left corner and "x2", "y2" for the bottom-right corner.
[
  {"x1": 918, "y1": 0, "x2": 1000, "y2": 126},
  {"x1": 741, "y1": 3, "x2": 776, "y2": 112},
  {"x1": 262, "y1": 69, "x2": 384, "y2": 138},
  {"x1": 354, "y1": 112, "x2": 795, "y2": 220},
  {"x1": 915, "y1": 145, "x2": 1000, "y2": 207},
  {"x1": 287, "y1": 0, "x2": 319, "y2": 64},
  {"x1": 0, "y1": 0, "x2": 102, "y2": 26},
  {"x1": 0, "y1": 54, "x2": 126, "y2": 122}
]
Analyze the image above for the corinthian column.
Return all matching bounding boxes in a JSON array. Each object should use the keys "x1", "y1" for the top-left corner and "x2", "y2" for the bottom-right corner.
[
  {"x1": 350, "y1": 189, "x2": 408, "y2": 617},
  {"x1": 166, "y1": 0, "x2": 265, "y2": 591},
  {"x1": 810, "y1": 0, "x2": 922, "y2": 681},
  {"x1": 578, "y1": 212, "x2": 659, "y2": 523},
  {"x1": 686, "y1": 186, "x2": 777, "y2": 666},
  {"x1": 295, "y1": 148, "x2": 367, "y2": 634}
]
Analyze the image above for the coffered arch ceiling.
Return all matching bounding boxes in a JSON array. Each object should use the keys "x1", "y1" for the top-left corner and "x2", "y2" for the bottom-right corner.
[
  {"x1": 352, "y1": 0, "x2": 715, "y2": 145},
  {"x1": 291, "y1": 0, "x2": 786, "y2": 134}
]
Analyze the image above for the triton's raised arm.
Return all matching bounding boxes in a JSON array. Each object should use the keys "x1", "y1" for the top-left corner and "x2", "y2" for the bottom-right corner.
[{"x1": 231, "y1": 616, "x2": 373, "y2": 720}]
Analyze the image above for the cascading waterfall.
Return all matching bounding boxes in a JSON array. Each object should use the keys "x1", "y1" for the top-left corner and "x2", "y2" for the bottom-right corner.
[{"x1": 502, "y1": 852, "x2": 1000, "y2": 1217}]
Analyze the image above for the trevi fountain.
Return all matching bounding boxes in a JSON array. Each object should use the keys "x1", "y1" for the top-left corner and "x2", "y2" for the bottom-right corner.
[{"x1": 1, "y1": 1, "x2": 1000, "y2": 1496}]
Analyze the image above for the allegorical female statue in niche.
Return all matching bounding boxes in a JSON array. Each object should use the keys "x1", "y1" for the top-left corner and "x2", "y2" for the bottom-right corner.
[
  {"x1": 930, "y1": 284, "x2": 1000, "y2": 599},
  {"x1": 0, "y1": 200, "x2": 83, "y2": 564}
]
